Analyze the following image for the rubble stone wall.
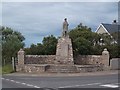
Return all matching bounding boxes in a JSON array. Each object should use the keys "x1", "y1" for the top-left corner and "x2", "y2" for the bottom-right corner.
[
  {"x1": 24, "y1": 55, "x2": 56, "y2": 64},
  {"x1": 74, "y1": 55, "x2": 102, "y2": 65}
]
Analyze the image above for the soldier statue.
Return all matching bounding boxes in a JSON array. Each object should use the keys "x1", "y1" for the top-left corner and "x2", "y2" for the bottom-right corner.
[{"x1": 63, "y1": 18, "x2": 69, "y2": 37}]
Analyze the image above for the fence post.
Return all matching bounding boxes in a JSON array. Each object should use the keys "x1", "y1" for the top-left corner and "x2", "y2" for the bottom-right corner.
[{"x1": 12, "y1": 57, "x2": 15, "y2": 71}]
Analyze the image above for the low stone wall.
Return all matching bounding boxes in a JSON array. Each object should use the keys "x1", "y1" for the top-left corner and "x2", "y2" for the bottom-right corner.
[
  {"x1": 24, "y1": 55, "x2": 103, "y2": 65},
  {"x1": 16, "y1": 48, "x2": 110, "y2": 73},
  {"x1": 25, "y1": 55, "x2": 56, "y2": 64},
  {"x1": 16, "y1": 64, "x2": 48, "y2": 73},
  {"x1": 75, "y1": 55, "x2": 102, "y2": 65}
]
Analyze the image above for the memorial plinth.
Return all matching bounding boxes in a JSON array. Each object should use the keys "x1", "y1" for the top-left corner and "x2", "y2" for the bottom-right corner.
[{"x1": 56, "y1": 37, "x2": 74, "y2": 65}]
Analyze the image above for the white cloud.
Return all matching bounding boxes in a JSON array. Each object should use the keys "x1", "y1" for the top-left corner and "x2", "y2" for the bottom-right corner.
[{"x1": 0, "y1": 3, "x2": 2, "y2": 25}]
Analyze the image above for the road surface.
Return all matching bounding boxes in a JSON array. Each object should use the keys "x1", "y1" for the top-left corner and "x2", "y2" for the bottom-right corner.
[{"x1": 1, "y1": 72, "x2": 119, "y2": 89}]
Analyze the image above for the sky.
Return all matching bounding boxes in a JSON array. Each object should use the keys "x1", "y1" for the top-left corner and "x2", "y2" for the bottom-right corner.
[{"x1": 1, "y1": 1, "x2": 119, "y2": 47}]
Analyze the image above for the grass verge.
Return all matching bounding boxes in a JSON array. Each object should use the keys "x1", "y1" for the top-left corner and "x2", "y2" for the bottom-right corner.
[
  {"x1": 0, "y1": 67, "x2": 2, "y2": 74},
  {"x1": 2, "y1": 64, "x2": 14, "y2": 74}
]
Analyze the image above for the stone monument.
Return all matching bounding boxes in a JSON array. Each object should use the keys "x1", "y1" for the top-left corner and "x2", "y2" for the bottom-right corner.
[
  {"x1": 55, "y1": 18, "x2": 74, "y2": 65},
  {"x1": 16, "y1": 18, "x2": 107, "y2": 73}
]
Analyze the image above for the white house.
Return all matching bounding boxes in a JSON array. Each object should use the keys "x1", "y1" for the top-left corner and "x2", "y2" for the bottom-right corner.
[
  {"x1": 96, "y1": 20, "x2": 119, "y2": 35},
  {"x1": 95, "y1": 20, "x2": 119, "y2": 45}
]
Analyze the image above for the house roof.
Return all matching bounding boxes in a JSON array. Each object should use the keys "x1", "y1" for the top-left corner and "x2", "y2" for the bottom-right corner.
[{"x1": 102, "y1": 23, "x2": 120, "y2": 33}]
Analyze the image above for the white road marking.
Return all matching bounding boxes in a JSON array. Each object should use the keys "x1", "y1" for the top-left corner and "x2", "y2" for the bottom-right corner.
[
  {"x1": 26, "y1": 84, "x2": 34, "y2": 87},
  {"x1": 1, "y1": 78, "x2": 5, "y2": 80},
  {"x1": 10, "y1": 80, "x2": 16, "y2": 82},
  {"x1": 59, "y1": 83, "x2": 101, "y2": 88},
  {"x1": 5, "y1": 79, "x2": 10, "y2": 81},
  {"x1": 10, "y1": 80, "x2": 14, "y2": 81},
  {"x1": 15, "y1": 81, "x2": 21, "y2": 84},
  {"x1": 33, "y1": 86, "x2": 41, "y2": 88},
  {"x1": 2, "y1": 78, "x2": 41, "y2": 88},
  {"x1": 21, "y1": 82, "x2": 27, "y2": 85},
  {"x1": 86, "y1": 83, "x2": 101, "y2": 86},
  {"x1": 100, "y1": 84, "x2": 119, "y2": 88}
]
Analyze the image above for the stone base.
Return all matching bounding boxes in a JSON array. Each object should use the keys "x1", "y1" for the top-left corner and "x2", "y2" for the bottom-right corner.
[
  {"x1": 76, "y1": 65, "x2": 104, "y2": 72},
  {"x1": 16, "y1": 65, "x2": 25, "y2": 72},
  {"x1": 16, "y1": 64, "x2": 104, "y2": 73},
  {"x1": 16, "y1": 64, "x2": 47, "y2": 73}
]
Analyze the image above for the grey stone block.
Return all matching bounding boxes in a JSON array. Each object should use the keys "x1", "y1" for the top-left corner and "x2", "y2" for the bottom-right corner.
[{"x1": 110, "y1": 58, "x2": 120, "y2": 70}]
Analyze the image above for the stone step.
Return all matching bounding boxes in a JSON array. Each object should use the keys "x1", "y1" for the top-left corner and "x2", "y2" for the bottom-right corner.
[{"x1": 46, "y1": 65, "x2": 78, "y2": 73}]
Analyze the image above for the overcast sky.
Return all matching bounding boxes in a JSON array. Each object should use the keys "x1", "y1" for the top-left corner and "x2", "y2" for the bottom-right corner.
[{"x1": 2, "y1": 1, "x2": 118, "y2": 47}]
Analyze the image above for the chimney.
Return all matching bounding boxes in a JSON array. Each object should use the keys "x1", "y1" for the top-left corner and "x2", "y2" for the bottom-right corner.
[{"x1": 112, "y1": 20, "x2": 117, "y2": 24}]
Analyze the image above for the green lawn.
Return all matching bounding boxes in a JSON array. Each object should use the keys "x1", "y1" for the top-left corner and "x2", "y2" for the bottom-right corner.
[{"x1": 2, "y1": 64, "x2": 14, "y2": 74}]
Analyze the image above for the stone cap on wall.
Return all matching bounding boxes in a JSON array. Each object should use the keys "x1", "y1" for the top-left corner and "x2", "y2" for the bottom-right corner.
[
  {"x1": 18, "y1": 48, "x2": 25, "y2": 54},
  {"x1": 102, "y1": 48, "x2": 109, "y2": 54},
  {"x1": 25, "y1": 55, "x2": 56, "y2": 57}
]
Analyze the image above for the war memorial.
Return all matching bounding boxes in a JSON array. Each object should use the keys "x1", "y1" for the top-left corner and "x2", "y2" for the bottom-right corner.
[{"x1": 16, "y1": 18, "x2": 110, "y2": 73}]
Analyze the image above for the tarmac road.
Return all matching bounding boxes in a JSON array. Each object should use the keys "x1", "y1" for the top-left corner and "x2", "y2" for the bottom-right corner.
[{"x1": 1, "y1": 71, "x2": 119, "y2": 89}]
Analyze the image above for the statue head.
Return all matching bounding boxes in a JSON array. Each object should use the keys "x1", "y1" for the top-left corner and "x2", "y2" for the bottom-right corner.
[{"x1": 64, "y1": 18, "x2": 67, "y2": 21}]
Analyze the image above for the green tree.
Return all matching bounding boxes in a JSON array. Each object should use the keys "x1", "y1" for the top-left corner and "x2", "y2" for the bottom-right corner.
[
  {"x1": 42, "y1": 35, "x2": 57, "y2": 55},
  {"x1": 1, "y1": 26, "x2": 25, "y2": 64},
  {"x1": 69, "y1": 23, "x2": 97, "y2": 55},
  {"x1": 95, "y1": 32, "x2": 119, "y2": 58},
  {"x1": 25, "y1": 43, "x2": 45, "y2": 55},
  {"x1": 25, "y1": 35, "x2": 57, "y2": 55}
]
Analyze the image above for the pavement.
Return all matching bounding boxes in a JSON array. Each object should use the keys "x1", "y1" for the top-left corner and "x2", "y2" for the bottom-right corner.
[
  {"x1": 1, "y1": 70, "x2": 119, "y2": 89},
  {"x1": 4, "y1": 70, "x2": 119, "y2": 77}
]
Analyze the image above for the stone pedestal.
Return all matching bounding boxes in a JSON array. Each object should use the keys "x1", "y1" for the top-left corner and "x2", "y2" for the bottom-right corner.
[
  {"x1": 16, "y1": 49, "x2": 25, "y2": 72},
  {"x1": 55, "y1": 37, "x2": 74, "y2": 65},
  {"x1": 18, "y1": 48, "x2": 25, "y2": 65}
]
